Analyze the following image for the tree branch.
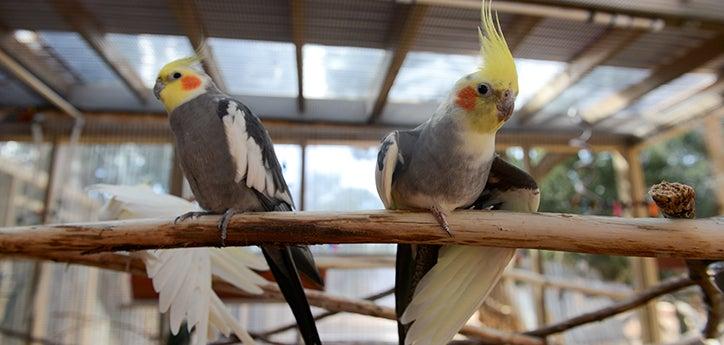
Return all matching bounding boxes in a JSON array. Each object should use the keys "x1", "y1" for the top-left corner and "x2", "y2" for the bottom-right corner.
[
  {"x1": 0, "y1": 210, "x2": 722, "y2": 258},
  {"x1": 524, "y1": 276, "x2": 696, "y2": 337}
]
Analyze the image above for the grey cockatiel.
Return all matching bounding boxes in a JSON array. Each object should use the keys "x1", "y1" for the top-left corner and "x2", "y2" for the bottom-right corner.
[
  {"x1": 375, "y1": 2, "x2": 540, "y2": 344},
  {"x1": 154, "y1": 56, "x2": 323, "y2": 345}
]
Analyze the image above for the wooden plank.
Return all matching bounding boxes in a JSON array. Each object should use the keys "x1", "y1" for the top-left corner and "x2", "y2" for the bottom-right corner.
[
  {"x1": 0, "y1": 210, "x2": 722, "y2": 259},
  {"x1": 581, "y1": 34, "x2": 724, "y2": 124},
  {"x1": 291, "y1": 0, "x2": 305, "y2": 112},
  {"x1": 169, "y1": 0, "x2": 226, "y2": 91},
  {"x1": 517, "y1": 29, "x2": 643, "y2": 124},
  {"x1": 0, "y1": 47, "x2": 83, "y2": 120},
  {"x1": 51, "y1": 0, "x2": 148, "y2": 104},
  {"x1": 366, "y1": 4, "x2": 428, "y2": 124}
]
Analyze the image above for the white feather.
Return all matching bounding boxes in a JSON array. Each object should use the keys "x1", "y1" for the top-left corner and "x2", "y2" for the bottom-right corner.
[
  {"x1": 245, "y1": 136, "x2": 266, "y2": 193},
  {"x1": 90, "y1": 184, "x2": 262, "y2": 344},
  {"x1": 375, "y1": 132, "x2": 400, "y2": 209},
  {"x1": 222, "y1": 102, "x2": 249, "y2": 183}
]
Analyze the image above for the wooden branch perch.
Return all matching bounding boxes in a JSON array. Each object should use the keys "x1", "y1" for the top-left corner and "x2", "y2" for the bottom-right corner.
[{"x1": 1, "y1": 210, "x2": 722, "y2": 259}]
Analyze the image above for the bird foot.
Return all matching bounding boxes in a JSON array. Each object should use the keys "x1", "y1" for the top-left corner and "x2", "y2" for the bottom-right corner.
[
  {"x1": 174, "y1": 211, "x2": 214, "y2": 224},
  {"x1": 431, "y1": 207, "x2": 453, "y2": 237},
  {"x1": 218, "y1": 208, "x2": 243, "y2": 246}
]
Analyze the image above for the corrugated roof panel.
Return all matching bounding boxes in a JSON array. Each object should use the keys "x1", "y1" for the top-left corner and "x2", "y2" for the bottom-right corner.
[
  {"x1": 0, "y1": 70, "x2": 44, "y2": 106},
  {"x1": 303, "y1": 45, "x2": 386, "y2": 100},
  {"x1": 0, "y1": 0, "x2": 69, "y2": 31},
  {"x1": 198, "y1": 0, "x2": 292, "y2": 42},
  {"x1": 209, "y1": 38, "x2": 297, "y2": 97},
  {"x1": 306, "y1": 0, "x2": 396, "y2": 48},
  {"x1": 515, "y1": 18, "x2": 607, "y2": 62},
  {"x1": 534, "y1": 65, "x2": 650, "y2": 123},
  {"x1": 38, "y1": 31, "x2": 123, "y2": 87},
  {"x1": 80, "y1": 0, "x2": 180, "y2": 35},
  {"x1": 515, "y1": 59, "x2": 568, "y2": 108},
  {"x1": 607, "y1": 27, "x2": 714, "y2": 69},
  {"x1": 108, "y1": 34, "x2": 194, "y2": 88},
  {"x1": 548, "y1": 0, "x2": 724, "y2": 22},
  {"x1": 625, "y1": 72, "x2": 717, "y2": 114}
]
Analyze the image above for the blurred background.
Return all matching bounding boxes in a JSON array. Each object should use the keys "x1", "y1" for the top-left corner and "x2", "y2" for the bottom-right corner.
[{"x1": 0, "y1": 0, "x2": 722, "y2": 344}]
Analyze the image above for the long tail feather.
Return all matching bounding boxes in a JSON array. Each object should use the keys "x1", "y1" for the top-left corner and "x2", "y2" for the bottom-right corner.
[
  {"x1": 401, "y1": 246, "x2": 515, "y2": 345},
  {"x1": 261, "y1": 245, "x2": 322, "y2": 345}
]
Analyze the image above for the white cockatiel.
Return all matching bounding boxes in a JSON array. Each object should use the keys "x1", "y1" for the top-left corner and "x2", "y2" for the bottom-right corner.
[{"x1": 90, "y1": 184, "x2": 267, "y2": 345}]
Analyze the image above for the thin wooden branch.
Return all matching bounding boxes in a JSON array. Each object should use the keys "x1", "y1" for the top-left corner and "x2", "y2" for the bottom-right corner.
[
  {"x1": 0, "y1": 211, "x2": 722, "y2": 259},
  {"x1": 25, "y1": 251, "x2": 542, "y2": 345},
  {"x1": 255, "y1": 287, "x2": 395, "y2": 338},
  {"x1": 524, "y1": 276, "x2": 696, "y2": 337}
]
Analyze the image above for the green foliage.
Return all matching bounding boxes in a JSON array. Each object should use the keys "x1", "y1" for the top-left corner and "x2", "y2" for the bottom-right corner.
[{"x1": 640, "y1": 130, "x2": 718, "y2": 218}]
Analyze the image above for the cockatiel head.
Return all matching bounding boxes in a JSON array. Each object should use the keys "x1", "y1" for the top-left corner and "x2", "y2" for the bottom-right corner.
[
  {"x1": 154, "y1": 56, "x2": 212, "y2": 112},
  {"x1": 452, "y1": 0, "x2": 518, "y2": 133}
]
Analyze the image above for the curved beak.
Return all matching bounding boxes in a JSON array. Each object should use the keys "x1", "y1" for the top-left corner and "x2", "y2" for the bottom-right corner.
[
  {"x1": 153, "y1": 80, "x2": 165, "y2": 100},
  {"x1": 496, "y1": 89, "x2": 515, "y2": 122}
]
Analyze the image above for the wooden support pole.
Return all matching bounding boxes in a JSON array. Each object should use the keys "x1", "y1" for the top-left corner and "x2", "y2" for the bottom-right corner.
[
  {"x1": 0, "y1": 211, "x2": 722, "y2": 259},
  {"x1": 290, "y1": 0, "x2": 305, "y2": 112},
  {"x1": 702, "y1": 116, "x2": 724, "y2": 215}
]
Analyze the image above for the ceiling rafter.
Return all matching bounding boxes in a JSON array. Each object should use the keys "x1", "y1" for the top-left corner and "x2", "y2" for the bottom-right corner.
[
  {"x1": 366, "y1": 3, "x2": 429, "y2": 124},
  {"x1": 291, "y1": 0, "x2": 305, "y2": 112},
  {"x1": 580, "y1": 33, "x2": 724, "y2": 124},
  {"x1": 51, "y1": 0, "x2": 149, "y2": 104},
  {"x1": 506, "y1": 15, "x2": 542, "y2": 55},
  {"x1": 170, "y1": 0, "x2": 226, "y2": 92},
  {"x1": 516, "y1": 28, "x2": 644, "y2": 124},
  {"x1": 0, "y1": 46, "x2": 82, "y2": 120}
]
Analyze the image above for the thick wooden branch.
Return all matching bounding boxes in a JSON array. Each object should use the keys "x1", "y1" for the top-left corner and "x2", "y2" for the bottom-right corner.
[{"x1": 1, "y1": 211, "x2": 722, "y2": 259}]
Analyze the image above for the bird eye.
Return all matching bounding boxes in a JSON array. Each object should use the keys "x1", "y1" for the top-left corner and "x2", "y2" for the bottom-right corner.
[
  {"x1": 172, "y1": 72, "x2": 182, "y2": 79},
  {"x1": 477, "y1": 83, "x2": 490, "y2": 96}
]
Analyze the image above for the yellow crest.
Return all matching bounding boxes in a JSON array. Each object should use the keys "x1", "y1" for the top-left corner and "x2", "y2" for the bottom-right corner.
[
  {"x1": 478, "y1": 0, "x2": 518, "y2": 92},
  {"x1": 158, "y1": 54, "x2": 203, "y2": 77}
]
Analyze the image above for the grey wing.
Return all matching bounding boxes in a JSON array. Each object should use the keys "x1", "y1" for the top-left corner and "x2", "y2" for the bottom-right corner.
[
  {"x1": 375, "y1": 129, "x2": 418, "y2": 209},
  {"x1": 216, "y1": 98, "x2": 294, "y2": 210},
  {"x1": 471, "y1": 155, "x2": 541, "y2": 212}
]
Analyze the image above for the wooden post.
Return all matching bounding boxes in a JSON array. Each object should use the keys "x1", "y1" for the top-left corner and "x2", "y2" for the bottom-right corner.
[
  {"x1": 299, "y1": 142, "x2": 307, "y2": 211},
  {"x1": 702, "y1": 116, "x2": 724, "y2": 214},
  {"x1": 617, "y1": 147, "x2": 662, "y2": 343}
]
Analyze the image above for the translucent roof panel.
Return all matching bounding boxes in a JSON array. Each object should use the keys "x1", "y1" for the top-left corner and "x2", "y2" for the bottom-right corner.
[
  {"x1": 389, "y1": 51, "x2": 478, "y2": 103},
  {"x1": 535, "y1": 66, "x2": 650, "y2": 123},
  {"x1": 303, "y1": 45, "x2": 386, "y2": 100},
  {"x1": 38, "y1": 31, "x2": 123, "y2": 87},
  {"x1": 514, "y1": 58, "x2": 567, "y2": 108},
  {"x1": 0, "y1": 70, "x2": 44, "y2": 106},
  {"x1": 108, "y1": 34, "x2": 193, "y2": 88},
  {"x1": 209, "y1": 38, "x2": 297, "y2": 97},
  {"x1": 623, "y1": 72, "x2": 717, "y2": 115}
]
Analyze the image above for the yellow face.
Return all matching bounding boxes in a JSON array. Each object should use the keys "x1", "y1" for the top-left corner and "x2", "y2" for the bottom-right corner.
[
  {"x1": 154, "y1": 60, "x2": 208, "y2": 112},
  {"x1": 453, "y1": 71, "x2": 518, "y2": 133}
]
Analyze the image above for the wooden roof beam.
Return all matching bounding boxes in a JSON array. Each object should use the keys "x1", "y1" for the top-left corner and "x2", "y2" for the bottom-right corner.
[
  {"x1": 291, "y1": 0, "x2": 305, "y2": 112},
  {"x1": 51, "y1": 0, "x2": 149, "y2": 104},
  {"x1": 580, "y1": 33, "x2": 724, "y2": 124},
  {"x1": 517, "y1": 29, "x2": 644, "y2": 124},
  {"x1": 170, "y1": 0, "x2": 226, "y2": 92},
  {"x1": 366, "y1": 3, "x2": 428, "y2": 124},
  {"x1": 506, "y1": 15, "x2": 542, "y2": 55},
  {"x1": 0, "y1": 46, "x2": 83, "y2": 120},
  {"x1": 0, "y1": 27, "x2": 75, "y2": 95}
]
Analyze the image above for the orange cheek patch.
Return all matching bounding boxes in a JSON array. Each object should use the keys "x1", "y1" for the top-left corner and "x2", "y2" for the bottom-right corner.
[
  {"x1": 181, "y1": 75, "x2": 201, "y2": 90},
  {"x1": 455, "y1": 86, "x2": 477, "y2": 111}
]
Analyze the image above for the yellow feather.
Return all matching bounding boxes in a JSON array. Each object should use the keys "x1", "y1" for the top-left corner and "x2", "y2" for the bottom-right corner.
[
  {"x1": 157, "y1": 55, "x2": 208, "y2": 112},
  {"x1": 478, "y1": 0, "x2": 517, "y2": 93}
]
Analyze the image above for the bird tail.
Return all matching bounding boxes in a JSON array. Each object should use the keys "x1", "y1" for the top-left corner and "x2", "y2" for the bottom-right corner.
[
  {"x1": 400, "y1": 245, "x2": 515, "y2": 345},
  {"x1": 261, "y1": 245, "x2": 322, "y2": 345},
  {"x1": 90, "y1": 184, "x2": 264, "y2": 345}
]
